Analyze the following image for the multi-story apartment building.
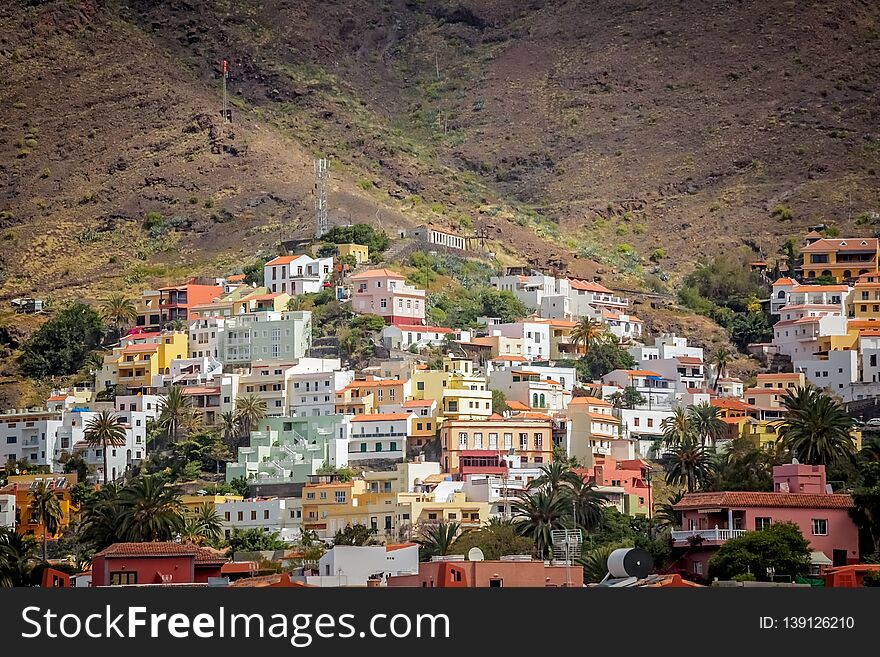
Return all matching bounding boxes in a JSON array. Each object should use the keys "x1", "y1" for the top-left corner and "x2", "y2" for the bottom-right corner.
[
  {"x1": 219, "y1": 311, "x2": 312, "y2": 366},
  {"x1": 347, "y1": 413, "x2": 414, "y2": 463},
  {"x1": 217, "y1": 497, "x2": 302, "y2": 542},
  {"x1": 264, "y1": 254, "x2": 333, "y2": 295},
  {"x1": 350, "y1": 269, "x2": 426, "y2": 324},
  {"x1": 440, "y1": 415, "x2": 553, "y2": 474},
  {"x1": 189, "y1": 316, "x2": 225, "y2": 359},
  {"x1": 800, "y1": 237, "x2": 879, "y2": 283},
  {"x1": 136, "y1": 278, "x2": 224, "y2": 331},
  {"x1": 97, "y1": 331, "x2": 189, "y2": 391}
]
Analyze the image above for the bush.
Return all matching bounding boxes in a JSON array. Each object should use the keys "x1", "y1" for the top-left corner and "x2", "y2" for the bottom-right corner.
[
  {"x1": 18, "y1": 302, "x2": 105, "y2": 378},
  {"x1": 242, "y1": 259, "x2": 265, "y2": 286},
  {"x1": 708, "y1": 522, "x2": 811, "y2": 582},
  {"x1": 322, "y1": 224, "x2": 390, "y2": 253},
  {"x1": 770, "y1": 204, "x2": 793, "y2": 221},
  {"x1": 350, "y1": 314, "x2": 385, "y2": 333},
  {"x1": 731, "y1": 572, "x2": 757, "y2": 582},
  {"x1": 683, "y1": 248, "x2": 767, "y2": 313}
]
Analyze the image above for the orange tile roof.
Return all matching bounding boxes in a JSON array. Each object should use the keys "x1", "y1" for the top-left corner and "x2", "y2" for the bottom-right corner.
[
  {"x1": 675, "y1": 491, "x2": 854, "y2": 510},
  {"x1": 511, "y1": 370, "x2": 540, "y2": 376},
  {"x1": 385, "y1": 542, "x2": 419, "y2": 552},
  {"x1": 788, "y1": 284, "x2": 849, "y2": 292},
  {"x1": 588, "y1": 412, "x2": 619, "y2": 423},
  {"x1": 182, "y1": 386, "x2": 221, "y2": 395},
  {"x1": 756, "y1": 373, "x2": 802, "y2": 380},
  {"x1": 350, "y1": 268, "x2": 405, "y2": 280},
  {"x1": 343, "y1": 379, "x2": 404, "y2": 390},
  {"x1": 801, "y1": 238, "x2": 878, "y2": 253},
  {"x1": 403, "y1": 399, "x2": 435, "y2": 407},
  {"x1": 351, "y1": 413, "x2": 413, "y2": 422},
  {"x1": 505, "y1": 400, "x2": 530, "y2": 411},
  {"x1": 710, "y1": 398, "x2": 755, "y2": 411},
  {"x1": 227, "y1": 274, "x2": 246, "y2": 282},
  {"x1": 94, "y1": 542, "x2": 204, "y2": 558},
  {"x1": 569, "y1": 279, "x2": 612, "y2": 293},
  {"x1": 616, "y1": 370, "x2": 663, "y2": 378},
  {"x1": 265, "y1": 254, "x2": 306, "y2": 266},
  {"x1": 492, "y1": 355, "x2": 528, "y2": 362},
  {"x1": 569, "y1": 396, "x2": 611, "y2": 406},
  {"x1": 544, "y1": 379, "x2": 562, "y2": 386},
  {"x1": 512, "y1": 411, "x2": 553, "y2": 420},
  {"x1": 676, "y1": 356, "x2": 703, "y2": 365},
  {"x1": 122, "y1": 343, "x2": 159, "y2": 353},
  {"x1": 772, "y1": 277, "x2": 797, "y2": 286},
  {"x1": 47, "y1": 395, "x2": 68, "y2": 401}
]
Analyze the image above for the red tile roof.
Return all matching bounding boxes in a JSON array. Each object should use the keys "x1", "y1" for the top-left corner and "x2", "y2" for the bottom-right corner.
[
  {"x1": 569, "y1": 279, "x2": 612, "y2": 293},
  {"x1": 226, "y1": 274, "x2": 246, "y2": 282},
  {"x1": 183, "y1": 386, "x2": 221, "y2": 396},
  {"x1": 675, "y1": 491, "x2": 854, "y2": 510},
  {"x1": 122, "y1": 343, "x2": 159, "y2": 352},
  {"x1": 94, "y1": 542, "x2": 205, "y2": 558},
  {"x1": 676, "y1": 356, "x2": 704, "y2": 365},
  {"x1": 492, "y1": 355, "x2": 528, "y2": 362},
  {"x1": 351, "y1": 413, "x2": 413, "y2": 422},
  {"x1": 505, "y1": 400, "x2": 530, "y2": 411},
  {"x1": 801, "y1": 238, "x2": 878, "y2": 253},
  {"x1": 385, "y1": 542, "x2": 419, "y2": 552},
  {"x1": 265, "y1": 254, "x2": 306, "y2": 266},
  {"x1": 403, "y1": 399, "x2": 435, "y2": 407},
  {"x1": 710, "y1": 398, "x2": 755, "y2": 411},
  {"x1": 392, "y1": 324, "x2": 456, "y2": 334},
  {"x1": 569, "y1": 396, "x2": 611, "y2": 406},
  {"x1": 772, "y1": 277, "x2": 797, "y2": 286}
]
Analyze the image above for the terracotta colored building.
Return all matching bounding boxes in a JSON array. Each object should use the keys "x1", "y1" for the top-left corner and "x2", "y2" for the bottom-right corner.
[
  {"x1": 672, "y1": 464, "x2": 859, "y2": 579},
  {"x1": 441, "y1": 415, "x2": 553, "y2": 474},
  {"x1": 91, "y1": 542, "x2": 226, "y2": 586},
  {"x1": 138, "y1": 278, "x2": 224, "y2": 330},
  {"x1": 387, "y1": 558, "x2": 582, "y2": 587}
]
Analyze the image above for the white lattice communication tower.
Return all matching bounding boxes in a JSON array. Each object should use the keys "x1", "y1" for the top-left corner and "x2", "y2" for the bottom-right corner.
[{"x1": 314, "y1": 158, "x2": 329, "y2": 239}]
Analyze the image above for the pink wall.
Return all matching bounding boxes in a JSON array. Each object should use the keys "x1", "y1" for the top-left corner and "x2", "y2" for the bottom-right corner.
[
  {"x1": 352, "y1": 276, "x2": 425, "y2": 323},
  {"x1": 92, "y1": 555, "x2": 195, "y2": 586},
  {"x1": 387, "y1": 561, "x2": 582, "y2": 587}
]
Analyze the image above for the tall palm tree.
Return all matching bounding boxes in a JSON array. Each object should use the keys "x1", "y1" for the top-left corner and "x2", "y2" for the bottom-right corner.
[
  {"x1": 775, "y1": 385, "x2": 856, "y2": 465},
  {"x1": 165, "y1": 318, "x2": 189, "y2": 331},
  {"x1": 181, "y1": 407, "x2": 205, "y2": 436},
  {"x1": 29, "y1": 480, "x2": 63, "y2": 561},
  {"x1": 416, "y1": 522, "x2": 463, "y2": 559},
  {"x1": 569, "y1": 318, "x2": 608, "y2": 356},
  {"x1": 711, "y1": 346, "x2": 733, "y2": 390},
  {"x1": 79, "y1": 484, "x2": 123, "y2": 550},
  {"x1": 528, "y1": 462, "x2": 581, "y2": 493},
  {"x1": 661, "y1": 407, "x2": 693, "y2": 449},
  {"x1": 0, "y1": 527, "x2": 39, "y2": 587},
  {"x1": 665, "y1": 438, "x2": 714, "y2": 493},
  {"x1": 234, "y1": 393, "x2": 267, "y2": 441},
  {"x1": 567, "y1": 478, "x2": 606, "y2": 531},
  {"x1": 286, "y1": 296, "x2": 304, "y2": 311},
  {"x1": 82, "y1": 350, "x2": 107, "y2": 374},
  {"x1": 100, "y1": 294, "x2": 137, "y2": 341},
  {"x1": 220, "y1": 411, "x2": 238, "y2": 443},
  {"x1": 116, "y1": 475, "x2": 185, "y2": 542},
  {"x1": 84, "y1": 409, "x2": 127, "y2": 485},
  {"x1": 512, "y1": 488, "x2": 569, "y2": 559},
  {"x1": 158, "y1": 385, "x2": 190, "y2": 444},
  {"x1": 687, "y1": 403, "x2": 726, "y2": 448}
]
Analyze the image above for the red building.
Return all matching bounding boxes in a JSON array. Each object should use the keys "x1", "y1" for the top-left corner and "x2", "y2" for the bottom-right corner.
[
  {"x1": 672, "y1": 464, "x2": 859, "y2": 579},
  {"x1": 158, "y1": 279, "x2": 224, "y2": 327},
  {"x1": 576, "y1": 456, "x2": 652, "y2": 516},
  {"x1": 91, "y1": 543, "x2": 226, "y2": 586}
]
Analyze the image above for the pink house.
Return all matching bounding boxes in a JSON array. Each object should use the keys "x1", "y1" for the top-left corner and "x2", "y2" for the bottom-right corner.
[
  {"x1": 575, "y1": 456, "x2": 652, "y2": 516},
  {"x1": 350, "y1": 268, "x2": 426, "y2": 324},
  {"x1": 672, "y1": 464, "x2": 859, "y2": 579}
]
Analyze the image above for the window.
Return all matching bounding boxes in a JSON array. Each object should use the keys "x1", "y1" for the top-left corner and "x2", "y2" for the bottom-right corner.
[
  {"x1": 264, "y1": 510, "x2": 270, "y2": 520},
  {"x1": 224, "y1": 512, "x2": 230, "y2": 521},
  {"x1": 692, "y1": 561, "x2": 703, "y2": 576},
  {"x1": 534, "y1": 432, "x2": 543, "y2": 448},
  {"x1": 417, "y1": 381, "x2": 425, "y2": 391},
  {"x1": 237, "y1": 511, "x2": 244, "y2": 521},
  {"x1": 633, "y1": 417, "x2": 640, "y2": 427},
  {"x1": 755, "y1": 517, "x2": 772, "y2": 531},
  {"x1": 504, "y1": 433, "x2": 512, "y2": 448},
  {"x1": 811, "y1": 518, "x2": 828, "y2": 536},
  {"x1": 320, "y1": 491, "x2": 327, "y2": 499},
  {"x1": 110, "y1": 572, "x2": 138, "y2": 585},
  {"x1": 473, "y1": 432, "x2": 483, "y2": 449},
  {"x1": 647, "y1": 418, "x2": 653, "y2": 428},
  {"x1": 428, "y1": 513, "x2": 437, "y2": 521},
  {"x1": 251, "y1": 511, "x2": 257, "y2": 520},
  {"x1": 519, "y1": 433, "x2": 528, "y2": 449},
  {"x1": 459, "y1": 432, "x2": 468, "y2": 447},
  {"x1": 489, "y1": 433, "x2": 498, "y2": 449},
  {"x1": 335, "y1": 491, "x2": 346, "y2": 504}
]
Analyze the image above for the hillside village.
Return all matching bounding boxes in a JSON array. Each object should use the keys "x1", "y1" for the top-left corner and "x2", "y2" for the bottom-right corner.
[{"x1": 3, "y1": 221, "x2": 880, "y2": 589}]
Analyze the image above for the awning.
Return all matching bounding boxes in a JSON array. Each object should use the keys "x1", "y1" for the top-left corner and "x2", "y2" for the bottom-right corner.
[{"x1": 810, "y1": 551, "x2": 833, "y2": 566}]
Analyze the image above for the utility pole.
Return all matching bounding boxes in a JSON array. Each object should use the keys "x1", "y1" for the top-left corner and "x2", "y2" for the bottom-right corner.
[
  {"x1": 435, "y1": 52, "x2": 440, "y2": 80},
  {"x1": 314, "y1": 158, "x2": 329, "y2": 240},
  {"x1": 222, "y1": 59, "x2": 229, "y2": 123}
]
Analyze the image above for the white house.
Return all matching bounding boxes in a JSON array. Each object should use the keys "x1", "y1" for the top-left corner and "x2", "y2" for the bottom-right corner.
[
  {"x1": 770, "y1": 277, "x2": 800, "y2": 315},
  {"x1": 347, "y1": 413, "x2": 413, "y2": 462},
  {"x1": 381, "y1": 324, "x2": 458, "y2": 350},
  {"x1": 412, "y1": 224, "x2": 466, "y2": 250},
  {"x1": 487, "y1": 367, "x2": 569, "y2": 411},
  {"x1": 629, "y1": 334, "x2": 704, "y2": 362},
  {"x1": 494, "y1": 320, "x2": 552, "y2": 360},
  {"x1": 602, "y1": 310, "x2": 644, "y2": 341},
  {"x1": 219, "y1": 311, "x2": 312, "y2": 366},
  {"x1": 306, "y1": 543, "x2": 420, "y2": 586},
  {"x1": 189, "y1": 316, "x2": 225, "y2": 359},
  {"x1": 264, "y1": 254, "x2": 333, "y2": 295},
  {"x1": 288, "y1": 368, "x2": 355, "y2": 418},
  {"x1": 795, "y1": 349, "x2": 859, "y2": 399},
  {"x1": 601, "y1": 370, "x2": 676, "y2": 408},
  {"x1": 217, "y1": 497, "x2": 302, "y2": 542},
  {"x1": 772, "y1": 313, "x2": 847, "y2": 361}
]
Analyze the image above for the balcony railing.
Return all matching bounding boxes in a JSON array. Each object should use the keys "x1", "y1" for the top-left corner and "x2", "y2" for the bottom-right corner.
[{"x1": 671, "y1": 528, "x2": 748, "y2": 543}]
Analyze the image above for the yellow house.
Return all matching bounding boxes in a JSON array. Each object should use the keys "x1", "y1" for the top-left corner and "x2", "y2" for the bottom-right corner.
[
  {"x1": 136, "y1": 290, "x2": 162, "y2": 329},
  {"x1": 402, "y1": 399, "x2": 439, "y2": 453},
  {"x1": 180, "y1": 494, "x2": 244, "y2": 511},
  {"x1": 101, "y1": 331, "x2": 189, "y2": 390},
  {"x1": 336, "y1": 243, "x2": 369, "y2": 265},
  {"x1": 851, "y1": 271, "x2": 880, "y2": 320},
  {"x1": 396, "y1": 491, "x2": 489, "y2": 532},
  {"x1": 335, "y1": 379, "x2": 409, "y2": 416},
  {"x1": 411, "y1": 364, "x2": 492, "y2": 424},
  {"x1": 2, "y1": 474, "x2": 78, "y2": 540},
  {"x1": 359, "y1": 470, "x2": 400, "y2": 540},
  {"x1": 302, "y1": 477, "x2": 368, "y2": 539},
  {"x1": 534, "y1": 319, "x2": 581, "y2": 359},
  {"x1": 801, "y1": 237, "x2": 879, "y2": 282}
]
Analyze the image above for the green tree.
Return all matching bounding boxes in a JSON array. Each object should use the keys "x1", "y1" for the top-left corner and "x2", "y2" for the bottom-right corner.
[
  {"x1": 416, "y1": 522, "x2": 463, "y2": 560},
  {"x1": 18, "y1": 302, "x2": 105, "y2": 378},
  {"x1": 322, "y1": 224, "x2": 390, "y2": 253},
  {"x1": 235, "y1": 393, "x2": 267, "y2": 440},
  {"x1": 569, "y1": 318, "x2": 608, "y2": 356},
  {"x1": 228, "y1": 528, "x2": 288, "y2": 553},
  {"x1": 654, "y1": 491, "x2": 685, "y2": 528},
  {"x1": 687, "y1": 403, "x2": 726, "y2": 448},
  {"x1": 333, "y1": 523, "x2": 379, "y2": 546},
  {"x1": 708, "y1": 522, "x2": 811, "y2": 581},
  {"x1": 116, "y1": 475, "x2": 185, "y2": 542},
  {"x1": 228, "y1": 476, "x2": 249, "y2": 497},
  {"x1": 661, "y1": 407, "x2": 694, "y2": 449},
  {"x1": 728, "y1": 312, "x2": 773, "y2": 350},
  {"x1": 491, "y1": 389, "x2": 509, "y2": 414},
  {"x1": 181, "y1": 503, "x2": 224, "y2": 545},
  {"x1": 512, "y1": 489, "x2": 569, "y2": 559},
  {"x1": 79, "y1": 484, "x2": 124, "y2": 550},
  {"x1": 775, "y1": 385, "x2": 856, "y2": 465},
  {"x1": 242, "y1": 259, "x2": 265, "y2": 286},
  {"x1": 577, "y1": 344, "x2": 636, "y2": 380},
  {"x1": 158, "y1": 386, "x2": 190, "y2": 444},
  {"x1": 100, "y1": 294, "x2": 138, "y2": 341},
  {"x1": 84, "y1": 409, "x2": 128, "y2": 485},
  {"x1": 710, "y1": 439, "x2": 787, "y2": 492},
  {"x1": 665, "y1": 438, "x2": 714, "y2": 492},
  {"x1": 0, "y1": 527, "x2": 39, "y2": 587},
  {"x1": 350, "y1": 314, "x2": 386, "y2": 333},
  {"x1": 711, "y1": 346, "x2": 732, "y2": 389},
  {"x1": 29, "y1": 480, "x2": 62, "y2": 561},
  {"x1": 60, "y1": 451, "x2": 90, "y2": 482},
  {"x1": 608, "y1": 386, "x2": 645, "y2": 409},
  {"x1": 450, "y1": 522, "x2": 534, "y2": 560},
  {"x1": 528, "y1": 461, "x2": 581, "y2": 493}
]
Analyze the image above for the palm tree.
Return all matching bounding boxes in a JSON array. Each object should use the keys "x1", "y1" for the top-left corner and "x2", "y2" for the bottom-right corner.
[
  {"x1": 661, "y1": 407, "x2": 693, "y2": 449},
  {"x1": 578, "y1": 544, "x2": 618, "y2": 584},
  {"x1": 181, "y1": 503, "x2": 223, "y2": 545},
  {"x1": 84, "y1": 409, "x2": 127, "y2": 485},
  {"x1": 775, "y1": 385, "x2": 856, "y2": 465},
  {"x1": 654, "y1": 490, "x2": 685, "y2": 527},
  {"x1": 416, "y1": 522, "x2": 463, "y2": 559},
  {"x1": 286, "y1": 296, "x2": 305, "y2": 311},
  {"x1": 181, "y1": 407, "x2": 205, "y2": 436},
  {"x1": 665, "y1": 438, "x2": 714, "y2": 493},
  {"x1": 29, "y1": 480, "x2": 63, "y2": 561},
  {"x1": 82, "y1": 351, "x2": 107, "y2": 374},
  {"x1": 569, "y1": 318, "x2": 607, "y2": 356},
  {"x1": 220, "y1": 411, "x2": 238, "y2": 443},
  {"x1": 512, "y1": 488, "x2": 569, "y2": 559},
  {"x1": 687, "y1": 403, "x2": 726, "y2": 448},
  {"x1": 528, "y1": 462, "x2": 581, "y2": 493},
  {"x1": 165, "y1": 318, "x2": 189, "y2": 331},
  {"x1": 79, "y1": 484, "x2": 123, "y2": 550},
  {"x1": 100, "y1": 294, "x2": 137, "y2": 341},
  {"x1": 116, "y1": 475, "x2": 185, "y2": 542},
  {"x1": 0, "y1": 527, "x2": 39, "y2": 587},
  {"x1": 234, "y1": 393, "x2": 267, "y2": 441},
  {"x1": 158, "y1": 385, "x2": 190, "y2": 444},
  {"x1": 711, "y1": 346, "x2": 732, "y2": 390},
  {"x1": 567, "y1": 478, "x2": 606, "y2": 531}
]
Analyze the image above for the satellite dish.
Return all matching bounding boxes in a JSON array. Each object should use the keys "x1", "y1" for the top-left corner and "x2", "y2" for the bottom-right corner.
[
  {"x1": 607, "y1": 548, "x2": 653, "y2": 579},
  {"x1": 467, "y1": 547, "x2": 485, "y2": 562}
]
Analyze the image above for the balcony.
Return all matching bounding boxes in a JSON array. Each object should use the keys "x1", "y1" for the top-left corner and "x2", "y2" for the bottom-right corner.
[{"x1": 671, "y1": 528, "x2": 748, "y2": 544}]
